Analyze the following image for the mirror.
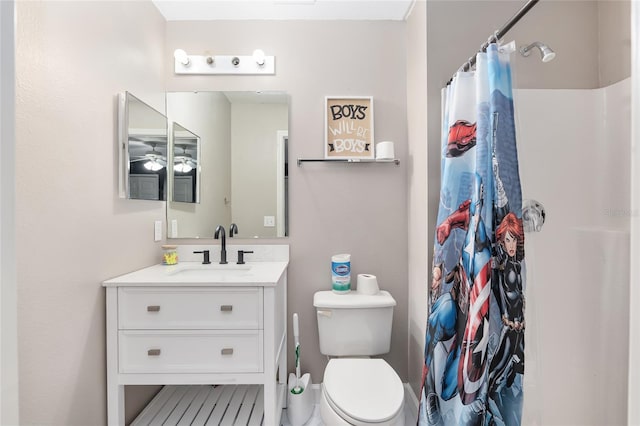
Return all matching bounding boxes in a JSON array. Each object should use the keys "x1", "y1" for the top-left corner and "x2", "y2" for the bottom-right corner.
[
  {"x1": 170, "y1": 122, "x2": 201, "y2": 203},
  {"x1": 118, "y1": 92, "x2": 169, "y2": 201},
  {"x1": 166, "y1": 91, "x2": 289, "y2": 239}
]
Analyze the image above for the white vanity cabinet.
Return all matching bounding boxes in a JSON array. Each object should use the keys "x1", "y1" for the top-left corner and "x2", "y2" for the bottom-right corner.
[
  {"x1": 118, "y1": 287, "x2": 264, "y2": 375},
  {"x1": 103, "y1": 247, "x2": 288, "y2": 426}
]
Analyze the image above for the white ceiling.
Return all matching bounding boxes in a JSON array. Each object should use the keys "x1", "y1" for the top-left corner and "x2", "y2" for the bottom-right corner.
[{"x1": 152, "y1": 0, "x2": 416, "y2": 21}]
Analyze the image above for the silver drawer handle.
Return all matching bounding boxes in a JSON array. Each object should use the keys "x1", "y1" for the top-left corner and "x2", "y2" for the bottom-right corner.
[
  {"x1": 221, "y1": 348, "x2": 234, "y2": 355},
  {"x1": 147, "y1": 305, "x2": 160, "y2": 312},
  {"x1": 220, "y1": 305, "x2": 233, "y2": 312},
  {"x1": 147, "y1": 349, "x2": 161, "y2": 356}
]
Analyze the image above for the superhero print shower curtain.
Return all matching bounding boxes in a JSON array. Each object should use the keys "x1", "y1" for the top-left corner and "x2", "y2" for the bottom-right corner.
[{"x1": 419, "y1": 44, "x2": 526, "y2": 426}]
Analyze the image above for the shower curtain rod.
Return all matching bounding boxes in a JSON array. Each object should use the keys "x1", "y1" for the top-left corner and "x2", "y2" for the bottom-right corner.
[{"x1": 448, "y1": 0, "x2": 539, "y2": 83}]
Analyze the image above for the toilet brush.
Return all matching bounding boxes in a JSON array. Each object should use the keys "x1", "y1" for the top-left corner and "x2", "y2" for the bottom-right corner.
[
  {"x1": 291, "y1": 313, "x2": 303, "y2": 394},
  {"x1": 287, "y1": 312, "x2": 313, "y2": 426}
]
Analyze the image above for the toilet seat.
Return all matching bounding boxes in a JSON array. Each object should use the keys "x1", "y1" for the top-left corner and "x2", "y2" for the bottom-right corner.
[{"x1": 322, "y1": 358, "x2": 404, "y2": 424}]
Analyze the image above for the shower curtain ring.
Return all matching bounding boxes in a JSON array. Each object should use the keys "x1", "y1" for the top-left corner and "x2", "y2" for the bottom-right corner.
[{"x1": 488, "y1": 30, "x2": 500, "y2": 45}]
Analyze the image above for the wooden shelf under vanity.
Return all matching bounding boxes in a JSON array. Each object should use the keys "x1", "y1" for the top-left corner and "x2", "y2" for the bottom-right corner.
[{"x1": 131, "y1": 384, "x2": 270, "y2": 426}]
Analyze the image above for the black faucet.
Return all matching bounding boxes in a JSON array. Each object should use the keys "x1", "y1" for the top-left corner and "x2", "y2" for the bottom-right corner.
[
  {"x1": 193, "y1": 250, "x2": 211, "y2": 264},
  {"x1": 237, "y1": 250, "x2": 253, "y2": 265},
  {"x1": 229, "y1": 223, "x2": 238, "y2": 238},
  {"x1": 214, "y1": 225, "x2": 228, "y2": 264}
]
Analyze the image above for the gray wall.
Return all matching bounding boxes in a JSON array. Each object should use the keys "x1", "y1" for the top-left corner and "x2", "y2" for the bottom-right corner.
[
  {"x1": 1, "y1": 1, "x2": 19, "y2": 423},
  {"x1": 165, "y1": 19, "x2": 409, "y2": 389},
  {"x1": 629, "y1": 4, "x2": 640, "y2": 423},
  {"x1": 599, "y1": 0, "x2": 632, "y2": 86},
  {"x1": 15, "y1": 1, "x2": 167, "y2": 424},
  {"x1": 406, "y1": 0, "x2": 429, "y2": 402}
]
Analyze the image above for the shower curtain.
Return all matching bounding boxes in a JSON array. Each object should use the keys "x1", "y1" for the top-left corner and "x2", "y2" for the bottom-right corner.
[{"x1": 419, "y1": 44, "x2": 526, "y2": 426}]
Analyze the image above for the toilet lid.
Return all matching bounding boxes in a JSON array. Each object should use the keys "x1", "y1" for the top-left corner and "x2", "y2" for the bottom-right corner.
[{"x1": 323, "y1": 358, "x2": 403, "y2": 423}]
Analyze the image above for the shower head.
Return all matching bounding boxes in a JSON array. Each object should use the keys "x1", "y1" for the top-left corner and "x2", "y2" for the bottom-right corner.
[{"x1": 520, "y1": 41, "x2": 556, "y2": 63}]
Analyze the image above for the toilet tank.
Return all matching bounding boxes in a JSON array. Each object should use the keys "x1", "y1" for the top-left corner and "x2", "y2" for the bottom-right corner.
[{"x1": 313, "y1": 290, "x2": 396, "y2": 356}]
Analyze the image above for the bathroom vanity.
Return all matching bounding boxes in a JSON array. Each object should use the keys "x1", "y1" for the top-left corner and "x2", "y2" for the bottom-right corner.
[{"x1": 103, "y1": 245, "x2": 288, "y2": 425}]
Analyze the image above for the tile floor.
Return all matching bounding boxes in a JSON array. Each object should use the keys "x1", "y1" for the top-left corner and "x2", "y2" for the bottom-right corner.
[{"x1": 280, "y1": 387, "x2": 418, "y2": 426}]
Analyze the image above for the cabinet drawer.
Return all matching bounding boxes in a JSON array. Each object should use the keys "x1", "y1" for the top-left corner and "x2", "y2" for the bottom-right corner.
[
  {"x1": 118, "y1": 287, "x2": 263, "y2": 330},
  {"x1": 119, "y1": 330, "x2": 263, "y2": 374}
]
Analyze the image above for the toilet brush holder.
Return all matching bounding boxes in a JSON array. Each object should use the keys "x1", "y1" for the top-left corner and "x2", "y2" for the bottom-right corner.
[{"x1": 287, "y1": 373, "x2": 313, "y2": 426}]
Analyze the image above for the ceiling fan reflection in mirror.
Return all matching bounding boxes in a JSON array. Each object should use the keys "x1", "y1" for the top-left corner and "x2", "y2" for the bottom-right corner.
[
  {"x1": 130, "y1": 142, "x2": 167, "y2": 171},
  {"x1": 174, "y1": 144, "x2": 197, "y2": 173}
]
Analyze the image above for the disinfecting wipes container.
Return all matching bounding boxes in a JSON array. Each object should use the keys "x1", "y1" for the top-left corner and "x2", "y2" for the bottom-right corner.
[{"x1": 331, "y1": 254, "x2": 351, "y2": 294}]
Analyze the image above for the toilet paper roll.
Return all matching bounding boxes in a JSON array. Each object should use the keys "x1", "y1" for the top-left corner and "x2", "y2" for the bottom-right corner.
[
  {"x1": 357, "y1": 274, "x2": 380, "y2": 295},
  {"x1": 375, "y1": 141, "x2": 395, "y2": 160}
]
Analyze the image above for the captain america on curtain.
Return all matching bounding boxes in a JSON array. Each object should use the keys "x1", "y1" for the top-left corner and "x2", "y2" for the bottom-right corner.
[{"x1": 419, "y1": 44, "x2": 526, "y2": 426}]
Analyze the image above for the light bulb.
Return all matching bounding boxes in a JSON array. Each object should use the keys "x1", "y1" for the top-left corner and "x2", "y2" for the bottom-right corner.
[
  {"x1": 174, "y1": 162, "x2": 193, "y2": 173},
  {"x1": 253, "y1": 49, "x2": 266, "y2": 66},
  {"x1": 144, "y1": 159, "x2": 163, "y2": 171},
  {"x1": 173, "y1": 49, "x2": 190, "y2": 66}
]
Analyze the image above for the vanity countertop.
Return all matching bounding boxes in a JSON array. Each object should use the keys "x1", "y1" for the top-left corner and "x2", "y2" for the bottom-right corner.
[{"x1": 102, "y1": 261, "x2": 288, "y2": 287}]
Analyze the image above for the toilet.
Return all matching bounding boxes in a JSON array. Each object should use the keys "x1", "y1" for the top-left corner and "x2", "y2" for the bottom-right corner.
[{"x1": 313, "y1": 290, "x2": 405, "y2": 426}]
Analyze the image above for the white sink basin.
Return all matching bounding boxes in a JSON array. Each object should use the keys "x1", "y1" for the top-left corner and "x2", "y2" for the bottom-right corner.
[{"x1": 169, "y1": 263, "x2": 252, "y2": 277}]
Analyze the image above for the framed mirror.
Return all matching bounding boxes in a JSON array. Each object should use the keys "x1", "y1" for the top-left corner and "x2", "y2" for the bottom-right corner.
[
  {"x1": 118, "y1": 92, "x2": 168, "y2": 201},
  {"x1": 166, "y1": 91, "x2": 289, "y2": 239},
  {"x1": 170, "y1": 122, "x2": 201, "y2": 203}
]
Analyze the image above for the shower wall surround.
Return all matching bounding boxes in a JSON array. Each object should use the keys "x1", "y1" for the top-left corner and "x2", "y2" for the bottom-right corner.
[{"x1": 515, "y1": 79, "x2": 630, "y2": 426}]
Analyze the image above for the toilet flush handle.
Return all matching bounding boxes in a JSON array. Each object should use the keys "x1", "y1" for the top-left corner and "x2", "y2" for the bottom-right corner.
[{"x1": 317, "y1": 310, "x2": 332, "y2": 318}]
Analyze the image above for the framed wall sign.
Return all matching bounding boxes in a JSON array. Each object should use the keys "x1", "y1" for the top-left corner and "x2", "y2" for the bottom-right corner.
[{"x1": 325, "y1": 96, "x2": 374, "y2": 159}]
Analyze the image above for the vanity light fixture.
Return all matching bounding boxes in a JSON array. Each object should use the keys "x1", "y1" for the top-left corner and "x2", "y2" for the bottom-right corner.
[
  {"x1": 173, "y1": 49, "x2": 190, "y2": 66},
  {"x1": 173, "y1": 48, "x2": 275, "y2": 75},
  {"x1": 253, "y1": 49, "x2": 266, "y2": 66}
]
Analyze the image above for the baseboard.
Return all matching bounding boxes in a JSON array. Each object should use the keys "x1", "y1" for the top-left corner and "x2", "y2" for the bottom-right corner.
[
  {"x1": 404, "y1": 382, "x2": 419, "y2": 423},
  {"x1": 310, "y1": 383, "x2": 321, "y2": 404}
]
